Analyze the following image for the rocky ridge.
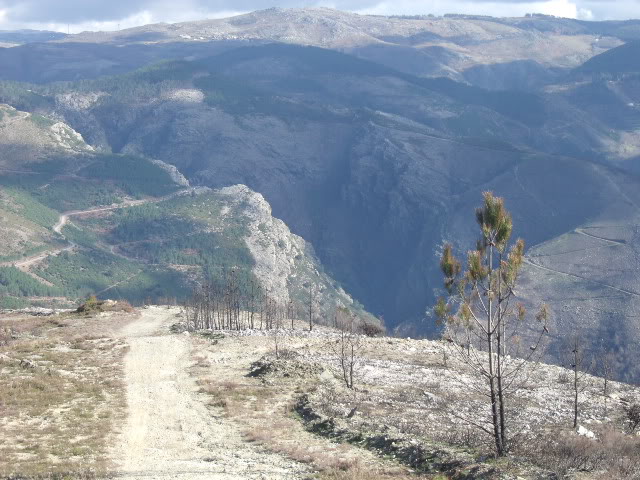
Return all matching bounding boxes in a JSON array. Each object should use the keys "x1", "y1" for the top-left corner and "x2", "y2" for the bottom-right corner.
[
  {"x1": 218, "y1": 184, "x2": 371, "y2": 322},
  {"x1": 63, "y1": 7, "x2": 624, "y2": 78},
  {"x1": 0, "y1": 104, "x2": 93, "y2": 167}
]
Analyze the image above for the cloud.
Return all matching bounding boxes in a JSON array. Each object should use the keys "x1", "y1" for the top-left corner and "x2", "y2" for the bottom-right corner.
[
  {"x1": 354, "y1": 0, "x2": 583, "y2": 18},
  {"x1": 0, "y1": 0, "x2": 248, "y2": 32},
  {"x1": 0, "y1": 0, "x2": 636, "y2": 32},
  {"x1": 581, "y1": 0, "x2": 640, "y2": 21}
]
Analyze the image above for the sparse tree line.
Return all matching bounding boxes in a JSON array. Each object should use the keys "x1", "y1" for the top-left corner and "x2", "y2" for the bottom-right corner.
[
  {"x1": 182, "y1": 267, "x2": 380, "y2": 392},
  {"x1": 182, "y1": 267, "x2": 383, "y2": 335},
  {"x1": 182, "y1": 269, "x2": 333, "y2": 332},
  {"x1": 183, "y1": 270, "x2": 287, "y2": 331}
]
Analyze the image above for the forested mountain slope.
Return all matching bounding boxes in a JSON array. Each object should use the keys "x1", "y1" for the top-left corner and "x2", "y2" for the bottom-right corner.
[
  {"x1": 0, "y1": 104, "x2": 364, "y2": 323},
  {"x1": 1, "y1": 10, "x2": 640, "y2": 380}
]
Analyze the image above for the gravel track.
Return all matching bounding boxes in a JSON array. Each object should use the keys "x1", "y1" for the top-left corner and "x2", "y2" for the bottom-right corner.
[{"x1": 110, "y1": 306, "x2": 308, "y2": 480}]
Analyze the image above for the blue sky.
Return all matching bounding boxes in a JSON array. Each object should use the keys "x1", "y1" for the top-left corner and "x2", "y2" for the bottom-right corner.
[{"x1": 0, "y1": 0, "x2": 637, "y2": 33}]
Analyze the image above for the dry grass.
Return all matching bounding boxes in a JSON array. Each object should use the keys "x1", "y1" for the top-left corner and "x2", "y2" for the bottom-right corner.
[
  {"x1": 523, "y1": 426, "x2": 640, "y2": 478},
  {"x1": 0, "y1": 311, "x2": 133, "y2": 478},
  {"x1": 244, "y1": 422, "x2": 368, "y2": 471},
  {"x1": 191, "y1": 336, "x2": 426, "y2": 479},
  {"x1": 243, "y1": 423, "x2": 422, "y2": 479},
  {"x1": 318, "y1": 466, "x2": 426, "y2": 480}
]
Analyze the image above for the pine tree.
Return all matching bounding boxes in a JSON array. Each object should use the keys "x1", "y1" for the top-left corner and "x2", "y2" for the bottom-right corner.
[{"x1": 436, "y1": 191, "x2": 548, "y2": 456}]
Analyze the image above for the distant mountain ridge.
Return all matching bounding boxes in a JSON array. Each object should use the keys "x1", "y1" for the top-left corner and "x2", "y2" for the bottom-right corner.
[
  {"x1": 0, "y1": 29, "x2": 66, "y2": 45},
  {"x1": 1, "y1": 7, "x2": 638, "y2": 89},
  {"x1": 576, "y1": 40, "x2": 640, "y2": 74}
]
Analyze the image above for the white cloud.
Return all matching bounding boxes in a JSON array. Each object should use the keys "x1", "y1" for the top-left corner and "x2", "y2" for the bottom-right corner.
[
  {"x1": 356, "y1": 0, "x2": 582, "y2": 18},
  {"x1": 0, "y1": 5, "x2": 246, "y2": 33},
  {"x1": 577, "y1": 7, "x2": 594, "y2": 20},
  {"x1": 582, "y1": 0, "x2": 640, "y2": 21}
]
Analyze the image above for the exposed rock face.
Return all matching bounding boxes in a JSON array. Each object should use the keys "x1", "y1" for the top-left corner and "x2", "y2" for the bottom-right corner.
[
  {"x1": 218, "y1": 184, "x2": 363, "y2": 320},
  {"x1": 0, "y1": 104, "x2": 93, "y2": 166},
  {"x1": 150, "y1": 159, "x2": 190, "y2": 187},
  {"x1": 49, "y1": 122, "x2": 94, "y2": 152},
  {"x1": 55, "y1": 92, "x2": 106, "y2": 111},
  {"x1": 219, "y1": 184, "x2": 297, "y2": 305},
  {"x1": 160, "y1": 89, "x2": 205, "y2": 103}
]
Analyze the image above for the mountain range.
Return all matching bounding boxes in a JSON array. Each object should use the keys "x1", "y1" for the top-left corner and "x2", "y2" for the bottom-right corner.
[{"x1": 1, "y1": 7, "x2": 640, "y2": 380}]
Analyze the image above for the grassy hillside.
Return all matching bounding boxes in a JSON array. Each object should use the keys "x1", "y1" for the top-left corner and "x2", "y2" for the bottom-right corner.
[
  {"x1": 0, "y1": 108, "x2": 370, "y2": 322},
  {"x1": 0, "y1": 154, "x2": 179, "y2": 212},
  {"x1": 0, "y1": 110, "x2": 191, "y2": 305},
  {"x1": 47, "y1": 191, "x2": 257, "y2": 302}
]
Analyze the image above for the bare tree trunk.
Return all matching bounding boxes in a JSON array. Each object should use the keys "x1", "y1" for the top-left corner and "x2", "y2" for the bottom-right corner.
[
  {"x1": 487, "y1": 246, "x2": 504, "y2": 456},
  {"x1": 308, "y1": 282, "x2": 314, "y2": 332},
  {"x1": 573, "y1": 345, "x2": 579, "y2": 429}
]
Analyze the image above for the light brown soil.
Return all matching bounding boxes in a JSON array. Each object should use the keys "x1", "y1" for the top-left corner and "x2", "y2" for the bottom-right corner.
[{"x1": 109, "y1": 306, "x2": 310, "y2": 479}]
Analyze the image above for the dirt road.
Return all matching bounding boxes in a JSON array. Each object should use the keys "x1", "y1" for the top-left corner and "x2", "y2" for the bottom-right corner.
[
  {"x1": 524, "y1": 225, "x2": 640, "y2": 298},
  {"x1": 1, "y1": 188, "x2": 196, "y2": 285},
  {"x1": 54, "y1": 188, "x2": 195, "y2": 235},
  {"x1": 111, "y1": 306, "x2": 308, "y2": 479}
]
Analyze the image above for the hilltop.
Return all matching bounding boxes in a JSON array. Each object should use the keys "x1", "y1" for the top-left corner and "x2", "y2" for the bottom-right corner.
[
  {"x1": 2, "y1": 305, "x2": 640, "y2": 478},
  {"x1": 1, "y1": 8, "x2": 639, "y2": 88}
]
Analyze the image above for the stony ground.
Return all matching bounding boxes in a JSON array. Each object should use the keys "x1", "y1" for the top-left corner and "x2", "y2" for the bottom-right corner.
[
  {"x1": 185, "y1": 321, "x2": 640, "y2": 479},
  {"x1": 3, "y1": 306, "x2": 640, "y2": 479},
  {"x1": 109, "y1": 306, "x2": 310, "y2": 479}
]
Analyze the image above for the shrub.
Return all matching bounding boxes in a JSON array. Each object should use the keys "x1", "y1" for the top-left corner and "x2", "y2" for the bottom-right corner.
[
  {"x1": 523, "y1": 426, "x2": 640, "y2": 478},
  {"x1": 76, "y1": 296, "x2": 134, "y2": 314},
  {"x1": 359, "y1": 320, "x2": 385, "y2": 337},
  {"x1": 626, "y1": 403, "x2": 640, "y2": 433},
  {"x1": 76, "y1": 295, "x2": 101, "y2": 313}
]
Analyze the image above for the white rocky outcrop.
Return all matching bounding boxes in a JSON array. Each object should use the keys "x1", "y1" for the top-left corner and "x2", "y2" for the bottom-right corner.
[
  {"x1": 161, "y1": 88, "x2": 205, "y2": 103},
  {"x1": 150, "y1": 159, "x2": 190, "y2": 187},
  {"x1": 49, "y1": 122, "x2": 94, "y2": 151},
  {"x1": 217, "y1": 184, "x2": 356, "y2": 315},
  {"x1": 218, "y1": 185, "x2": 302, "y2": 305},
  {"x1": 577, "y1": 425, "x2": 596, "y2": 439},
  {"x1": 55, "y1": 92, "x2": 106, "y2": 111}
]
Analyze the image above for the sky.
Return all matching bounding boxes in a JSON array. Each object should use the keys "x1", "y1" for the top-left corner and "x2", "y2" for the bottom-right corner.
[{"x1": 0, "y1": 0, "x2": 637, "y2": 33}]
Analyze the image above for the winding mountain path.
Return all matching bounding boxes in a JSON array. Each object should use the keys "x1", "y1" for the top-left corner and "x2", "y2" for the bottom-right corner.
[
  {"x1": 524, "y1": 256, "x2": 640, "y2": 298},
  {"x1": 1, "y1": 188, "x2": 195, "y2": 283},
  {"x1": 525, "y1": 225, "x2": 640, "y2": 297},
  {"x1": 53, "y1": 188, "x2": 195, "y2": 235},
  {"x1": 574, "y1": 227, "x2": 627, "y2": 247},
  {"x1": 110, "y1": 306, "x2": 307, "y2": 479}
]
